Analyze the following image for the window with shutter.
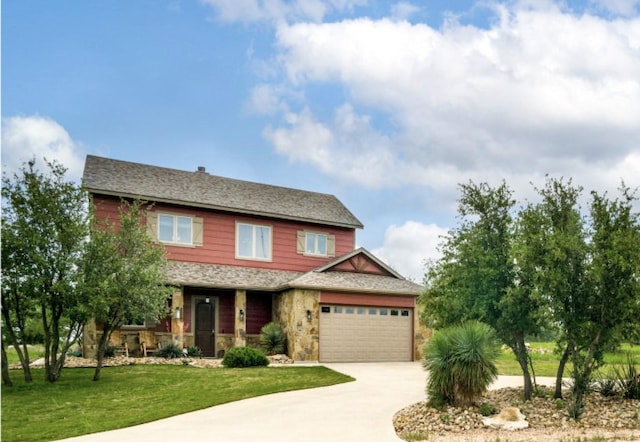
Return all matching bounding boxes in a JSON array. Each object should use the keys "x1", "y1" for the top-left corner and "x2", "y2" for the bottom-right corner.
[
  {"x1": 147, "y1": 211, "x2": 203, "y2": 247},
  {"x1": 298, "y1": 231, "x2": 335, "y2": 257}
]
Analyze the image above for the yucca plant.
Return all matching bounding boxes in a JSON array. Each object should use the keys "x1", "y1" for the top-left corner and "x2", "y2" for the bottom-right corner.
[
  {"x1": 424, "y1": 320, "x2": 500, "y2": 407},
  {"x1": 612, "y1": 352, "x2": 640, "y2": 400},
  {"x1": 259, "y1": 322, "x2": 286, "y2": 355}
]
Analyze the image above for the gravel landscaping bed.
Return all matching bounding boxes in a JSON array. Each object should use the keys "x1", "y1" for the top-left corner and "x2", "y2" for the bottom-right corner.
[
  {"x1": 393, "y1": 387, "x2": 640, "y2": 441},
  {"x1": 17, "y1": 353, "x2": 294, "y2": 369}
]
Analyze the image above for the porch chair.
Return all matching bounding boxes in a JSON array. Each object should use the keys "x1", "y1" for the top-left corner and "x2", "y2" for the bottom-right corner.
[{"x1": 140, "y1": 340, "x2": 160, "y2": 357}]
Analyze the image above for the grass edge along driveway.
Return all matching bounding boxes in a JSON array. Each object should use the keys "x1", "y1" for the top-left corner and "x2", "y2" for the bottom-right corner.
[{"x1": 1, "y1": 365, "x2": 354, "y2": 442}]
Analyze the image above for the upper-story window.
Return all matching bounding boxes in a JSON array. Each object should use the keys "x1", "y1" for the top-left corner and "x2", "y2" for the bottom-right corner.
[
  {"x1": 297, "y1": 230, "x2": 336, "y2": 257},
  {"x1": 147, "y1": 211, "x2": 203, "y2": 247},
  {"x1": 305, "y1": 232, "x2": 327, "y2": 256},
  {"x1": 236, "y1": 222, "x2": 272, "y2": 261},
  {"x1": 159, "y1": 214, "x2": 192, "y2": 245}
]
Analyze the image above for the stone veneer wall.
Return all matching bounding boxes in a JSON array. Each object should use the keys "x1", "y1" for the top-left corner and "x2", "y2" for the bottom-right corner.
[
  {"x1": 216, "y1": 334, "x2": 234, "y2": 358},
  {"x1": 413, "y1": 303, "x2": 432, "y2": 360},
  {"x1": 273, "y1": 289, "x2": 319, "y2": 361}
]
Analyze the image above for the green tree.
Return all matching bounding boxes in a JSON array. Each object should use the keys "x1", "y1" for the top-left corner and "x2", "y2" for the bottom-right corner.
[
  {"x1": 565, "y1": 186, "x2": 640, "y2": 414},
  {"x1": 528, "y1": 178, "x2": 589, "y2": 399},
  {"x1": 422, "y1": 181, "x2": 542, "y2": 400},
  {"x1": 80, "y1": 200, "x2": 172, "y2": 381},
  {"x1": 1, "y1": 159, "x2": 89, "y2": 383}
]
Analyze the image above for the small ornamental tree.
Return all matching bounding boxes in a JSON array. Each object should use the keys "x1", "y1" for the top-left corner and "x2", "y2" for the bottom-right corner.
[
  {"x1": 421, "y1": 181, "x2": 542, "y2": 400},
  {"x1": 1, "y1": 159, "x2": 89, "y2": 383},
  {"x1": 80, "y1": 200, "x2": 172, "y2": 381}
]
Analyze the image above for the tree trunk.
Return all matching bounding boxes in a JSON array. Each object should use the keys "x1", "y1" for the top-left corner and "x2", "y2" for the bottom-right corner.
[
  {"x1": 554, "y1": 344, "x2": 571, "y2": 399},
  {"x1": 93, "y1": 329, "x2": 111, "y2": 381},
  {"x1": 1, "y1": 341, "x2": 13, "y2": 386},
  {"x1": 1, "y1": 304, "x2": 32, "y2": 382},
  {"x1": 513, "y1": 337, "x2": 533, "y2": 401}
]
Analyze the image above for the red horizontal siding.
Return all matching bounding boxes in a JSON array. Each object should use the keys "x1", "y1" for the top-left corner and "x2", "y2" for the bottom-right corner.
[
  {"x1": 91, "y1": 195, "x2": 357, "y2": 273},
  {"x1": 320, "y1": 292, "x2": 415, "y2": 308},
  {"x1": 246, "y1": 292, "x2": 273, "y2": 334}
]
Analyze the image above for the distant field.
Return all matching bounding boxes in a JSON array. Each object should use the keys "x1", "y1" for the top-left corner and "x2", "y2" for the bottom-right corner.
[{"x1": 495, "y1": 342, "x2": 640, "y2": 377}]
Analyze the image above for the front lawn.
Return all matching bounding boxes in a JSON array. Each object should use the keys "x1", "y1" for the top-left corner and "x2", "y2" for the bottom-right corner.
[{"x1": 1, "y1": 365, "x2": 354, "y2": 442}]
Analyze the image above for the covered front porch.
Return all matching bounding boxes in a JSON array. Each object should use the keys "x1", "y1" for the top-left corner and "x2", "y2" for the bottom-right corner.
[{"x1": 171, "y1": 286, "x2": 274, "y2": 358}]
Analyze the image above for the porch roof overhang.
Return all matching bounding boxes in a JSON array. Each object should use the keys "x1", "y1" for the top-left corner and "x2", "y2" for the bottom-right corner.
[
  {"x1": 166, "y1": 262, "x2": 424, "y2": 296},
  {"x1": 287, "y1": 271, "x2": 424, "y2": 296},
  {"x1": 166, "y1": 261, "x2": 302, "y2": 291}
]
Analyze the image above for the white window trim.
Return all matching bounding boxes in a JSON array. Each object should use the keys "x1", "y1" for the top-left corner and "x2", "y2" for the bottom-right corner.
[
  {"x1": 305, "y1": 231, "x2": 328, "y2": 257},
  {"x1": 235, "y1": 222, "x2": 272, "y2": 261},
  {"x1": 158, "y1": 213, "x2": 193, "y2": 245}
]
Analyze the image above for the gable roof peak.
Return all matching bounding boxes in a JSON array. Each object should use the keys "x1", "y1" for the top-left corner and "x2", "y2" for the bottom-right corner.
[{"x1": 314, "y1": 247, "x2": 407, "y2": 280}]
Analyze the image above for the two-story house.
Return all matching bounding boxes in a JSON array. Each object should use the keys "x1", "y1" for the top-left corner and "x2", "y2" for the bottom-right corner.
[{"x1": 82, "y1": 155, "x2": 428, "y2": 362}]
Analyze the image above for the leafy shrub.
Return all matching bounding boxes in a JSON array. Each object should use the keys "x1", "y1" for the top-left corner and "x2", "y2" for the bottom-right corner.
[
  {"x1": 423, "y1": 320, "x2": 500, "y2": 407},
  {"x1": 66, "y1": 350, "x2": 82, "y2": 357},
  {"x1": 186, "y1": 346, "x2": 202, "y2": 358},
  {"x1": 156, "y1": 342, "x2": 184, "y2": 359},
  {"x1": 222, "y1": 346, "x2": 269, "y2": 368},
  {"x1": 478, "y1": 402, "x2": 498, "y2": 416},
  {"x1": 259, "y1": 322, "x2": 286, "y2": 355},
  {"x1": 104, "y1": 345, "x2": 117, "y2": 358}
]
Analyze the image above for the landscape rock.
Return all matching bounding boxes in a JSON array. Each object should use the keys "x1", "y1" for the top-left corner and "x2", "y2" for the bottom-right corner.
[
  {"x1": 394, "y1": 386, "x2": 640, "y2": 442},
  {"x1": 482, "y1": 406, "x2": 529, "y2": 430}
]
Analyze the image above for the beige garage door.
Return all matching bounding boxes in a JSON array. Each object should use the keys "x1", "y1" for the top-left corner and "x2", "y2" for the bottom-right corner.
[{"x1": 319, "y1": 305, "x2": 413, "y2": 362}]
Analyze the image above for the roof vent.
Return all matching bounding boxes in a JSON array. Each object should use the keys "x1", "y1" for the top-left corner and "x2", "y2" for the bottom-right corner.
[{"x1": 197, "y1": 166, "x2": 206, "y2": 173}]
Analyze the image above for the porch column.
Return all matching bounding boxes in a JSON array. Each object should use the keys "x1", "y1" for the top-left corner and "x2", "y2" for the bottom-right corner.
[
  {"x1": 171, "y1": 288, "x2": 184, "y2": 349},
  {"x1": 83, "y1": 319, "x2": 97, "y2": 358},
  {"x1": 234, "y1": 290, "x2": 247, "y2": 347}
]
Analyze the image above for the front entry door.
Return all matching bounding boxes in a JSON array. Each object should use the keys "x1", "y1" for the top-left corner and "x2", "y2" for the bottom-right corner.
[{"x1": 195, "y1": 299, "x2": 215, "y2": 357}]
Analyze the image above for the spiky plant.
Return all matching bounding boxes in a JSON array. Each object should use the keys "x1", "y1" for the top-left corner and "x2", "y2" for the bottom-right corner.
[
  {"x1": 424, "y1": 320, "x2": 500, "y2": 407},
  {"x1": 259, "y1": 322, "x2": 286, "y2": 355}
]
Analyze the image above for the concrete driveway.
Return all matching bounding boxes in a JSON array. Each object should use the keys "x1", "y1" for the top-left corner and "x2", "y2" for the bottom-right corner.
[
  {"x1": 58, "y1": 363, "x2": 548, "y2": 442},
  {"x1": 59, "y1": 362, "x2": 427, "y2": 442}
]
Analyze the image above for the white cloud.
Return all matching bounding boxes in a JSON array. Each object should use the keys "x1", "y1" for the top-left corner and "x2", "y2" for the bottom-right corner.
[
  {"x1": 1, "y1": 115, "x2": 85, "y2": 181},
  {"x1": 262, "y1": 4, "x2": 639, "y2": 200},
  {"x1": 264, "y1": 103, "x2": 427, "y2": 187},
  {"x1": 372, "y1": 221, "x2": 449, "y2": 282},
  {"x1": 247, "y1": 84, "x2": 290, "y2": 115},
  {"x1": 391, "y1": 2, "x2": 420, "y2": 21},
  {"x1": 200, "y1": 0, "x2": 365, "y2": 24},
  {"x1": 590, "y1": 0, "x2": 640, "y2": 16}
]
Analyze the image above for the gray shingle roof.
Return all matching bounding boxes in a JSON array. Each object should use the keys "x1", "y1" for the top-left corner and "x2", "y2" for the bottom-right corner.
[
  {"x1": 166, "y1": 261, "x2": 303, "y2": 290},
  {"x1": 165, "y1": 261, "x2": 423, "y2": 295},
  {"x1": 289, "y1": 271, "x2": 423, "y2": 295},
  {"x1": 83, "y1": 155, "x2": 363, "y2": 229}
]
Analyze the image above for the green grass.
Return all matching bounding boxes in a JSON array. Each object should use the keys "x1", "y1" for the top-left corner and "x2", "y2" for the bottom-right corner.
[
  {"x1": 4, "y1": 345, "x2": 45, "y2": 365},
  {"x1": 1, "y1": 365, "x2": 354, "y2": 442},
  {"x1": 495, "y1": 342, "x2": 640, "y2": 377}
]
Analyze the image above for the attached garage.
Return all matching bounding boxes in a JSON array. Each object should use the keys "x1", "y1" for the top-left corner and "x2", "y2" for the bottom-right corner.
[
  {"x1": 279, "y1": 249, "x2": 428, "y2": 362},
  {"x1": 317, "y1": 291, "x2": 417, "y2": 363},
  {"x1": 319, "y1": 303, "x2": 414, "y2": 362}
]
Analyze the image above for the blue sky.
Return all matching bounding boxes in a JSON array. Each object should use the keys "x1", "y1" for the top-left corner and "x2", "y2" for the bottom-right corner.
[{"x1": 3, "y1": 0, "x2": 640, "y2": 281}]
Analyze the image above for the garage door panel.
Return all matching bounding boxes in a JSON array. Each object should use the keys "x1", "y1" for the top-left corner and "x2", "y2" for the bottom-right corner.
[{"x1": 319, "y1": 304, "x2": 412, "y2": 362}]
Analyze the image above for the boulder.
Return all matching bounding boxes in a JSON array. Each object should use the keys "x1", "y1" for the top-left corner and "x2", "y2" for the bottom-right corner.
[{"x1": 482, "y1": 407, "x2": 529, "y2": 430}]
